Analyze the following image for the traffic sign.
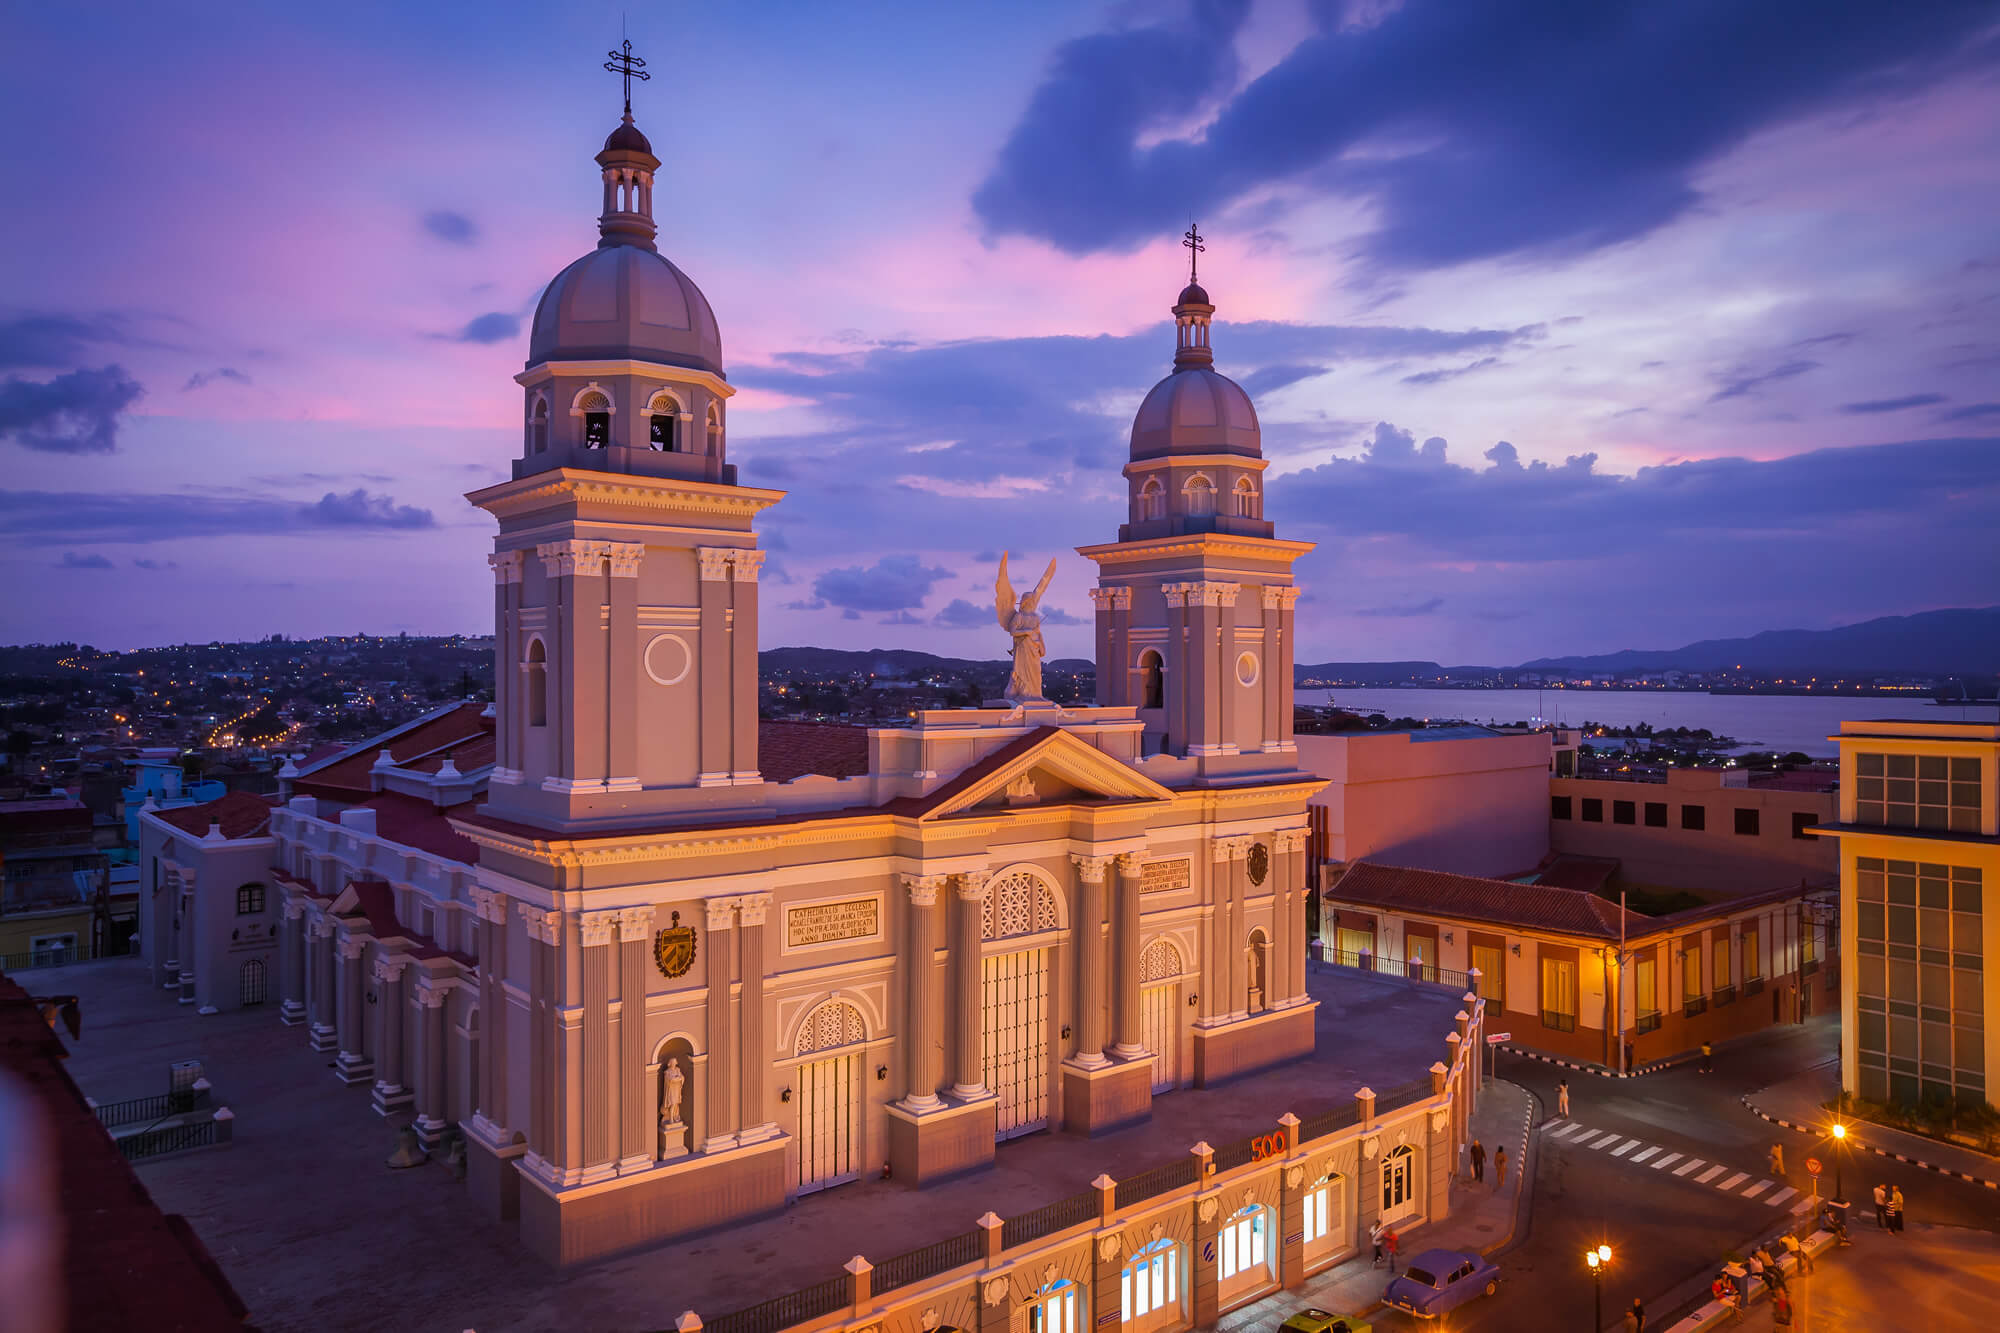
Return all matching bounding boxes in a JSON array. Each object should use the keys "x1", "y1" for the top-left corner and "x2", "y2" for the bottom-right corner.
[
  {"x1": 1806, "y1": 1157, "x2": 1822, "y2": 1176},
  {"x1": 1485, "y1": 1032, "x2": 1511, "y2": 1044}
]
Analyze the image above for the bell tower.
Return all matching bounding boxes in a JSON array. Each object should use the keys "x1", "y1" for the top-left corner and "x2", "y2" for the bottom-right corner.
[
  {"x1": 1078, "y1": 236, "x2": 1312, "y2": 763},
  {"x1": 469, "y1": 48, "x2": 781, "y2": 831}
]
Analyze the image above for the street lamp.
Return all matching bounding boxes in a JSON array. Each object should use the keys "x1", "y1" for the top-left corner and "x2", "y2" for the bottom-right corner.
[
  {"x1": 1585, "y1": 1245, "x2": 1612, "y2": 1331},
  {"x1": 1830, "y1": 1122, "x2": 1848, "y2": 1202}
]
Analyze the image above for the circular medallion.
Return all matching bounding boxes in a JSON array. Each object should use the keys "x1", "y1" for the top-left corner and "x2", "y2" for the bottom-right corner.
[
  {"x1": 653, "y1": 911, "x2": 698, "y2": 978},
  {"x1": 1236, "y1": 651, "x2": 1260, "y2": 687},
  {"x1": 644, "y1": 633, "x2": 692, "y2": 686},
  {"x1": 1247, "y1": 841, "x2": 1270, "y2": 886}
]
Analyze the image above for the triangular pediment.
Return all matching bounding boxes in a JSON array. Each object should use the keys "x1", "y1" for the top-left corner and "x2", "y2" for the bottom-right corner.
[{"x1": 920, "y1": 728, "x2": 1172, "y2": 820}]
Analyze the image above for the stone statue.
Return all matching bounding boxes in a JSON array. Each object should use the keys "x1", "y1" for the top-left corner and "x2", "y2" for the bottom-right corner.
[
  {"x1": 994, "y1": 551, "x2": 1058, "y2": 703},
  {"x1": 659, "y1": 1056, "x2": 688, "y2": 1160}
]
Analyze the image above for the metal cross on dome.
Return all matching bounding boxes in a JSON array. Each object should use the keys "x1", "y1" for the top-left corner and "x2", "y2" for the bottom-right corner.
[
  {"x1": 1183, "y1": 222, "x2": 1205, "y2": 285},
  {"x1": 604, "y1": 38, "x2": 651, "y2": 115}
]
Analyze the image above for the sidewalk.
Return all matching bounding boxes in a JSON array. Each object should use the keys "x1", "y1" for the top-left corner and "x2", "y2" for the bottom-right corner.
[
  {"x1": 1743, "y1": 1061, "x2": 2000, "y2": 1192},
  {"x1": 1667, "y1": 1222, "x2": 1998, "y2": 1333},
  {"x1": 1220, "y1": 1077, "x2": 1537, "y2": 1329}
]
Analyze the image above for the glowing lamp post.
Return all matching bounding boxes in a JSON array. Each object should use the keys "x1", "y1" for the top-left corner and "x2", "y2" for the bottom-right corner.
[
  {"x1": 1585, "y1": 1244, "x2": 1612, "y2": 1331},
  {"x1": 1830, "y1": 1122, "x2": 1847, "y2": 1202}
]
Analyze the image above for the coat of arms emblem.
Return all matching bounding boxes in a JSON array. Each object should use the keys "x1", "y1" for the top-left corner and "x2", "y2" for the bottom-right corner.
[
  {"x1": 654, "y1": 911, "x2": 697, "y2": 978},
  {"x1": 1247, "y1": 841, "x2": 1270, "y2": 886}
]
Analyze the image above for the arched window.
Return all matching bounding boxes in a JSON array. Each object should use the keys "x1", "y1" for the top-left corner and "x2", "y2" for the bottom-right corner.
[
  {"x1": 706, "y1": 406, "x2": 722, "y2": 455},
  {"x1": 794, "y1": 999, "x2": 868, "y2": 1055},
  {"x1": 530, "y1": 398, "x2": 549, "y2": 454},
  {"x1": 1120, "y1": 1237, "x2": 1181, "y2": 1331},
  {"x1": 1137, "y1": 649, "x2": 1164, "y2": 710},
  {"x1": 981, "y1": 868, "x2": 1061, "y2": 940},
  {"x1": 577, "y1": 390, "x2": 612, "y2": 448},
  {"x1": 1138, "y1": 477, "x2": 1165, "y2": 521},
  {"x1": 1303, "y1": 1169, "x2": 1344, "y2": 1255},
  {"x1": 1026, "y1": 1276, "x2": 1082, "y2": 1333},
  {"x1": 1183, "y1": 474, "x2": 1215, "y2": 517},
  {"x1": 240, "y1": 958, "x2": 268, "y2": 1006},
  {"x1": 1381, "y1": 1144, "x2": 1418, "y2": 1221},
  {"x1": 1233, "y1": 477, "x2": 1260, "y2": 518},
  {"x1": 1218, "y1": 1204, "x2": 1271, "y2": 1294},
  {"x1": 648, "y1": 392, "x2": 679, "y2": 451},
  {"x1": 524, "y1": 639, "x2": 547, "y2": 727}
]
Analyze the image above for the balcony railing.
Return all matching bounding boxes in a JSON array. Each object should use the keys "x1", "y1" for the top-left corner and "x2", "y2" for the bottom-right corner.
[
  {"x1": 1713, "y1": 984, "x2": 1736, "y2": 1007},
  {"x1": 1743, "y1": 977, "x2": 1765, "y2": 998},
  {"x1": 1635, "y1": 1009, "x2": 1661, "y2": 1034},
  {"x1": 1541, "y1": 1009, "x2": 1576, "y2": 1033},
  {"x1": 1683, "y1": 996, "x2": 1708, "y2": 1018}
]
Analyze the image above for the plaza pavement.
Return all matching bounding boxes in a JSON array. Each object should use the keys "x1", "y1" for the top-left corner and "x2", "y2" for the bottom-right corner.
[
  {"x1": 1674, "y1": 1222, "x2": 1998, "y2": 1333},
  {"x1": 35, "y1": 955, "x2": 1469, "y2": 1333}
]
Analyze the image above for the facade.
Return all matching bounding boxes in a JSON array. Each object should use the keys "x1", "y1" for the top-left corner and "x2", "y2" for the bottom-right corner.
[
  {"x1": 1821, "y1": 719, "x2": 1996, "y2": 1112},
  {"x1": 1322, "y1": 861, "x2": 1836, "y2": 1069},
  {"x1": 1298, "y1": 727, "x2": 1552, "y2": 880},
  {"x1": 0, "y1": 798, "x2": 111, "y2": 965},
  {"x1": 287, "y1": 98, "x2": 1331, "y2": 1268},
  {"x1": 1550, "y1": 767, "x2": 1837, "y2": 895}
]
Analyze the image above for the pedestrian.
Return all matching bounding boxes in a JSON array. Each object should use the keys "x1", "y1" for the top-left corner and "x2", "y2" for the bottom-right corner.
[
  {"x1": 1780, "y1": 1230, "x2": 1814, "y2": 1275},
  {"x1": 1370, "y1": 1219, "x2": 1385, "y2": 1267},
  {"x1": 1624, "y1": 1297, "x2": 1646, "y2": 1333},
  {"x1": 1754, "y1": 1245, "x2": 1785, "y2": 1293},
  {"x1": 1699, "y1": 1040, "x2": 1713, "y2": 1074},
  {"x1": 1557, "y1": 1079, "x2": 1570, "y2": 1117},
  {"x1": 1889, "y1": 1185, "x2": 1905, "y2": 1233},
  {"x1": 1494, "y1": 1144, "x2": 1509, "y2": 1188},
  {"x1": 1470, "y1": 1138, "x2": 1486, "y2": 1182},
  {"x1": 1872, "y1": 1182, "x2": 1889, "y2": 1230},
  {"x1": 1772, "y1": 1289, "x2": 1794, "y2": 1328},
  {"x1": 1385, "y1": 1226, "x2": 1400, "y2": 1274},
  {"x1": 1722, "y1": 1262, "x2": 1748, "y2": 1311},
  {"x1": 1769, "y1": 1142, "x2": 1785, "y2": 1177},
  {"x1": 1746, "y1": 1251, "x2": 1765, "y2": 1294}
]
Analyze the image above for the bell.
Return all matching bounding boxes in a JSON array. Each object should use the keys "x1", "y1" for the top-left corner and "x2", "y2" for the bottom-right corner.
[{"x1": 386, "y1": 1124, "x2": 430, "y2": 1169}]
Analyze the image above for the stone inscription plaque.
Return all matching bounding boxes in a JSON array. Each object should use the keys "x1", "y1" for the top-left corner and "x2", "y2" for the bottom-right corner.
[
  {"x1": 1141, "y1": 858, "x2": 1192, "y2": 894},
  {"x1": 786, "y1": 897, "x2": 880, "y2": 948}
]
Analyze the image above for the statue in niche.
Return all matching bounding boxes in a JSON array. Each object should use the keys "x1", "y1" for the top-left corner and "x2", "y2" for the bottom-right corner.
[
  {"x1": 994, "y1": 551, "x2": 1058, "y2": 704},
  {"x1": 658, "y1": 1055, "x2": 690, "y2": 1160}
]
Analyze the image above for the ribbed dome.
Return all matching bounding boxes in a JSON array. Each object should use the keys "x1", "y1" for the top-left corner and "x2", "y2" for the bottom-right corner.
[
  {"x1": 1130, "y1": 367, "x2": 1259, "y2": 460},
  {"x1": 528, "y1": 246, "x2": 723, "y2": 375},
  {"x1": 602, "y1": 118, "x2": 653, "y2": 156},
  {"x1": 1178, "y1": 282, "x2": 1210, "y2": 306}
]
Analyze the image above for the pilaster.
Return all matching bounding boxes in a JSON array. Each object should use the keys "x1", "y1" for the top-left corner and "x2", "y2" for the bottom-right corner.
[
  {"x1": 728, "y1": 551, "x2": 764, "y2": 783},
  {"x1": 580, "y1": 910, "x2": 619, "y2": 1181},
  {"x1": 604, "y1": 543, "x2": 643, "y2": 789},
  {"x1": 736, "y1": 893, "x2": 776, "y2": 1143},
  {"x1": 702, "y1": 896, "x2": 739, "y2": 1150}
]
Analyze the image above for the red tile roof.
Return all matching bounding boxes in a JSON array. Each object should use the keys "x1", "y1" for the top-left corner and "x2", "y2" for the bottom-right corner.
[
  {"x1": 151, "y1": 790, "x2": 277, "y2": 840},
  {"x1": 294, "y1": 702, "x2": 493, "y2": 797},
  {"x1": 358, "y1": 791, "x2": 479, "y2": 865},
  {"x1": 341, "y1": 879, "x2": 404, "y2": 938},
  {"x1": 759, "y1": 721, "x2": 871, "y2": 784},
  {"x1": 0, "y1": 975, "x2": 248, "y2": 1331},
  {"x1": 1329, "y1": 860, "x2": 1646, "y2": 942},
  {"x1": 1534, "y1": 854, "x2": 1621, "y2": 895}
]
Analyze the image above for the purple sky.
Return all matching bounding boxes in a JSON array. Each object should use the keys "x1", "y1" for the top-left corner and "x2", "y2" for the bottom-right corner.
[{"x1": 3, "y1": 2, "x2": 1997, "y2": 665}]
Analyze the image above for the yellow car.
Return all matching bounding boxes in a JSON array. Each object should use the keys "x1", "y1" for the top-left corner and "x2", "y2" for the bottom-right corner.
[{"x1": 1278, "y1": 1309, "x2": 1372, "y2": 1333}]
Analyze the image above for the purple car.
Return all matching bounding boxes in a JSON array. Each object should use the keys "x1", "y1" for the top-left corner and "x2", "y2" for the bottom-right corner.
[{"x1": 1383, "y1": 1248, "x2": 1501, "y2": 1318}]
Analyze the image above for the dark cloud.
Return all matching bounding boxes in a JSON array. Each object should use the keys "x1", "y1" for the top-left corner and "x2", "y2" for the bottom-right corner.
[
  {"x1": 1401, "y1": 356, "x2": 1500, "y2": 387},
  {"x1": 1239, "y1": 363, "x2": 1328, "y2": 396},
  {"x1": 454, "y1": 313, "x2": 520, "y2": 344},
  {"x1": 1038, "y1": 605, "x2": 1086, "y2": 626},
  {"x1": 1353, "y1": 597, "x2": 1445, "y2": 618},
  {"x1": 811, "y1": 554, "x2": 954, "y2": 613},
  {"x1": 1840, "y1": 393, "x2": 1948, "y2": 414},
  {"x1": 58, "y1": 551, "x2": 113, "y2": 570},
  {"x1": 1708, "y1": 359, "x2": 1820, "y2": 403},
  {"x1": 0, "y1": 487, "x2": 436, "y2": 542},
  {"x1": 131, "y1": 557, "x2": 178, "y2": 570},
  {"x1": 973, "y1": 2, "x2": 1994, "y2": 269},
  {"x1": 879, "y1": 610, "x2": 925, "y2": 626},
  {"x1": 1936, "y1": 402, "x2": 2000, "y2": 422},
  {"x1": 784, "y1": 597, "x2": 829, "y2": 612},
  {"x1": 0, "y1": 366, "x2": 144, "y2": 453},
  {"x1": 184, "y1": 367, "x2": 251, "y2": 391},
  {"x1": 423, "y1": 210, "x2": 478, "y2": 245},
  {"x1": 933, "y1": 598, "x2": 993, "y2": 629},
  {"x1": 0, "y1": 313, "x2": 138, "y2": 370}
]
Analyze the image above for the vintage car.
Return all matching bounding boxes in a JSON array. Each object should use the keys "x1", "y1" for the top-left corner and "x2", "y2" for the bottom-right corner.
[
  {"x1": 1382, "y1": 1248, "x2": 1501, "y2": 1318},
  {"x1": 1277, "y1": 1308, "x2": 1372, "y2": 1333}
]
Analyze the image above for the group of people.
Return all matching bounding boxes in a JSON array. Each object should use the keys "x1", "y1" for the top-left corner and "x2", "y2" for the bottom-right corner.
[
  {"x1": 1711, "y1": 1232, "x2": 1816, "y2": 1325},
  {"x1": 1872, "y1": 1182, "x2": 1907, "y2": 1232},
  {"x1": 1466, "y1": 1138, "x2": 1507, "y2": 1187}
]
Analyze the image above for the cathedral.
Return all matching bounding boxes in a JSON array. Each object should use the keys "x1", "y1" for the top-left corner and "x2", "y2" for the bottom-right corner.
[{"x1": 216, "y1": 77, "x2": 1323, "y2": 1267}]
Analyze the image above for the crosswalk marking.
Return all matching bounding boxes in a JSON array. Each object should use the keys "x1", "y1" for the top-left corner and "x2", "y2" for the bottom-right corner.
[
  {"x1": 1549, "y1": 1122, "x2": 1588, "y2": 1140},
  {"x1": 1631, "y1": 1147, "x2": 1660, "y2": 1164},
  {"x1": 1652, "y1": 1152, "x2": 1681, "y2": 1170},
  {"x1": 1743, "y1": 1180, "x2": 1771, "y2": 1198},
  {"x1": 1697, "y1": 1165, "x2": 1727, "y2": 1184},
  {"x1": 1587, "y1": 1131, "x2": 1619, "y2": 1150},
  {"x1": 1611, "y1": 1138, "x2": 1641, "y2": 1157},
  {"x1": 1767, "y1": 1187, "x2": 1797, "y2": 1207},
  {"x1": 1720, "y1": 1172, "x2": 1750, "y2": 1191},
  {"x1": 1676, "y1": 1159, "x2": 1706, "y2": 1176},
  {"x1": 1790, "y1": 1197, "x2": 1813, "y2": 1215}
]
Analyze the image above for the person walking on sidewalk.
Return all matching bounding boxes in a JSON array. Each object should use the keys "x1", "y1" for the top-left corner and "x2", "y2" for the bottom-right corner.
[
  {"x1": 1557, "y1": 1078, "x2": 1570, "y2": 1117},
  {"x1": 1889, "y1": 1185, "x2": 1905, "y2": 1233},
  {"x1": 1494, "y1": 1144, "x2": 1509, "y2": 1187},
  {"x1": 1768, "y1": 1142, "x2": 1785, "y2": 1177},
  {"x1": 1873, "y1": 1182, "x2": 1889, "y2": 1229},
  {"x1": 1470, "y1": 1138, "x2": 1486, "y2": 1182},
  {"x1": 1384, "y1": 1226, "x2": 1400, "y2": 1275},
  {"x1": 1371, "y1": 1219, "x2": 1387, "y2": 1267},
  {"x1": 1624, "y1": 1297, "x2": 1646, "y2": 1332},
  {"x1": 1699, "y1": 1040, "x2": 1713, "y2": 1073},
  {"x1": 1781, "y1": 1230, "x2": 1814, "y2": 1275}
]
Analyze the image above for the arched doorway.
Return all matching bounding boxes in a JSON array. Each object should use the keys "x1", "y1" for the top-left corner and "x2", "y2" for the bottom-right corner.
[
  {"x1": 1217, "y1": 1202, "x2": 1274, "y2": 1302},
  {"x1": 1137, "y1": 649, "x2": 1164, "y2": 710},
  {"x1": 1381, "y1": 1143, "x2": 1420, "y2": 1224},
  {"x1": 792, "y1": 1000, "x2": 866, "y2": 1193},
  {"x1": 1120, "y1": 1236, "x2": 1182, "y2": 1332},
  {"x1": 240, "y1": 957, "x2": 268, "y2": 1006},
  {"x1": 1139, "y1": 939, "x2": 1185, "y2": 1091},
  {"x1": 981, "y1": 869, "x2": 1060, "y2": 1138},
  {"x1": 1247, "y1": 929, "x2": 1269, "y2": 1013}
]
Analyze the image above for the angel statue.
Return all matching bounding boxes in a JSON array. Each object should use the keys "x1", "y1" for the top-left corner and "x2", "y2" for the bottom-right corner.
[{"x1": 995, "y1": 551, "x2": 1058, "y2": 703}]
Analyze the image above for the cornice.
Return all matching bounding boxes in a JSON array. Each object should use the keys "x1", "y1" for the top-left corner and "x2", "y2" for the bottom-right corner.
[
  {"x1": 513, "y1": 358, "x2": 736, "y2": 400},
  {"x1": 1121, "y1": 454, "x2": 1271, "y2": 477},
  {"x1": 1074, "y1": 534, "x2": 1317, "y2": 566},
  {"x1": 465, "y1": 469, "x2": 785, "y2": 522}
]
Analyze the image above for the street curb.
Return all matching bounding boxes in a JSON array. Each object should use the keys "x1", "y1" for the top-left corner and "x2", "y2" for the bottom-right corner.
[
  {"x1": 1481, "y1": 1078, "x2": 1538, "y2": 1258},
  {"x1": 1739, "y1": 1091, "x2": 2000, "y2": 1192},
  {"x1": 1661, "y1": 1226, "x2": 1837, "y2": 1333},
  {"x1": 1494, "y1": 1044, "x2": 1686, "y2": 1079}
]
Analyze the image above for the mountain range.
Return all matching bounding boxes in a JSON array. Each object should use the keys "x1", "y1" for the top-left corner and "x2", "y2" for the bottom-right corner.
[{"x1": 1517, "y1": 606, "x2": 2000, "y2": 676}]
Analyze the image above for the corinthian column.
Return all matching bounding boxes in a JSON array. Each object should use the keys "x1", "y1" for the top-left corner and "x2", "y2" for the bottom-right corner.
[
  {"x1": 1111, "y1": 854, "x2": 1147, "y2": 1058},
  {"x1": 737, "y1": 893, "x2": 775, "y2": 1143},
  {"x1": 1068, "y1": 855, "x2": 1113, "y2": 1069},
  {"x1": 370, "y1": 953, "x2": 412, "y2": 1114},
  {"x1": 951, "y1": 872, "x2": 992, "y2": 1099},
  {"x1": 901, "y1": 875, "x2": 945, "y2": 1111}
]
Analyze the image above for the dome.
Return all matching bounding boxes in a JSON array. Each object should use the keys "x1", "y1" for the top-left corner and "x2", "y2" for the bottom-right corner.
[
  {"x1": 1178, "y1": 282, "x2": 1210, "y2": 306},
  {"x1": 528, "y1": 245, "x2": 723, "y2": 375},
  {"x1": 602, "y1": 118, "x2": 654, "y2": 156},
  {"x1": 1129, "y1": 366, "x2": 1259, "y2": 460}
]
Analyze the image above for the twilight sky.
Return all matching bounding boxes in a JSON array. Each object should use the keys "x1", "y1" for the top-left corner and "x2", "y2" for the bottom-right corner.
[{"x1": 3, "y1": 1, "x2": 1997, "y2": 665}]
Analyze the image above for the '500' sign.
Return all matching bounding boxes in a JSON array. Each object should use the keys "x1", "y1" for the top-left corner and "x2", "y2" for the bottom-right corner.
[{"x1": 1248, "y1": 1132, "x2": 1287, "y2": 1161}]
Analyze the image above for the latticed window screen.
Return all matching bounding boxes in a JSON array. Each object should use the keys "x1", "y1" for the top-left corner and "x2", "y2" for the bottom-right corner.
[
  {"x1": 795, "y1": 1000, "x2": 866, "y2": 1055},
  {"x1": 982, "y1": 871, "x2": 1059, "y2": 939},
  {"x1": 1141, "y1": 939, "x2": 1184, "y2": 983}
]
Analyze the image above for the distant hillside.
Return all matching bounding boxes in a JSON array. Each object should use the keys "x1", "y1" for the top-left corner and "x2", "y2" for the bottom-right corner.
[
  {"x1": 1519, "y1": 607, "x2": 2000, "y2": 676},
  {"x1": 1296, "y1": 660, "x2": 1500, "y2": 684},
  {"x1": 759, "y1": 647, "x2": 1096, "y2": 678}
]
